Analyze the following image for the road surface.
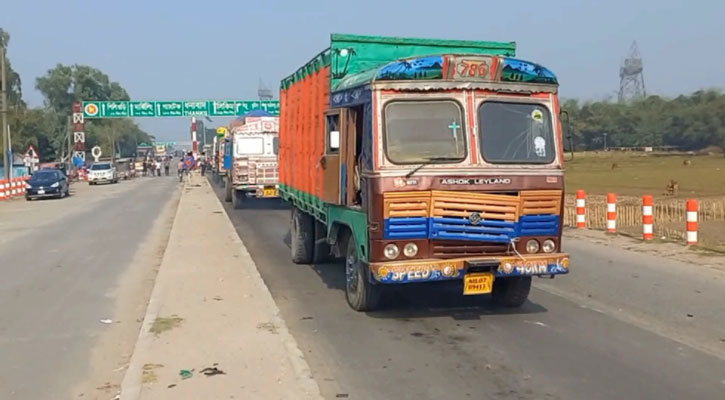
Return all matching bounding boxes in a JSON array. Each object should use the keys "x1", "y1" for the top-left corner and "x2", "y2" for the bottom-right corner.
[
  {"x1": 0, "y1": 176, "x2": 179, "y2": 399},
  {"x1": 211, "y1": 181, "x2": 725, "y2": 400}
]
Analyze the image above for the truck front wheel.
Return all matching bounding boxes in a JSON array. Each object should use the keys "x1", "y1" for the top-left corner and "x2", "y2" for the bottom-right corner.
[
  {"x1": 224, "y1": 176, "x2": 232, "y2": 202},
  {"x1": 232, "y1": 190, "x2": 245, "y2": 209},
  {"x1": 291, "y1": 208, "x2": 314, "y2": 264},
  {"x1": 345, "y1": 238, "x2": 382, "y2": 312},
  {"x1": 491, "y1": 277, "x2": 532, "y2": 307}
]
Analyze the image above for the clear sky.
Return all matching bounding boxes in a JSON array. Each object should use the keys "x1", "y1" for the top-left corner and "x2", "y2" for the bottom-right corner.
[{"x1": 2, "y1": 0, "x2": 723, "y2": 141}]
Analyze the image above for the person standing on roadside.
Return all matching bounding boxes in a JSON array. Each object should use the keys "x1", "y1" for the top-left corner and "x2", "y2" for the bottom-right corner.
[
  {"x1": 177, "y1": 158, "x2": 184, "y2": 182},
  {"x1": 199, "y1": 152, "x2": 207, "y2": 176},
  {"x1": 164, "y1": 157, "x2": 170, "y2": 176},
  {"x1": 155, "y1": 158, "x2": 162, "y2": 177}
]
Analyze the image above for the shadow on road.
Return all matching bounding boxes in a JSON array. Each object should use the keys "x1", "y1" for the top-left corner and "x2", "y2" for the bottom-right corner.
[{"x1": 308, "y1": 258, "x2": 548, "y2": 320}]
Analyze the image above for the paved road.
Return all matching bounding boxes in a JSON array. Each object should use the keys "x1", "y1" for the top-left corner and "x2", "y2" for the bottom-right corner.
[
  {"x1": 211, "y1": 181, "x2": 725, "y2": 400},
  {"x1": 0, "y1": 176, "x2": 178, "y2": 399}
]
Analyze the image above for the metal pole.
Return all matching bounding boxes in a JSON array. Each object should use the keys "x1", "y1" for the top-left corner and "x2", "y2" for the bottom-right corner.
[{"x1": 1, "y1": 44, "x2": 9, "y2": 180}]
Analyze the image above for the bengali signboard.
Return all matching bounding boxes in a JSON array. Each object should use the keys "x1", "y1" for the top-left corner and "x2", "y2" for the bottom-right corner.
[{"x1": 82, "y1": 100, "x2": 279, "y2": 118}]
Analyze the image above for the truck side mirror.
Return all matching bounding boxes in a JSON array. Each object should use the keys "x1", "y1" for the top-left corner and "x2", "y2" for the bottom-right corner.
[{"x1": 329, "y1": 130, "x2": 340, "y2": 150}]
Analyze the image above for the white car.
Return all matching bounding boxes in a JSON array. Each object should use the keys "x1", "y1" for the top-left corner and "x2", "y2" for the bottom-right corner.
[{"x1": 88, "y1": 162, "x2": 119, "y2": 185}]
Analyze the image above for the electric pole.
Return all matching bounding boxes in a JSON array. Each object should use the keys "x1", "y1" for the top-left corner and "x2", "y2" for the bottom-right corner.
[{"x1": 1, "y1": 41, "x2": 9, "y2": 180}]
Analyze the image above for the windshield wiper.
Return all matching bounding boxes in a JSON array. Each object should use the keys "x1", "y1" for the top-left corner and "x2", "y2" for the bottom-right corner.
[{"x1": 405, "y1": 157, "x2": 461, "y2": 178}]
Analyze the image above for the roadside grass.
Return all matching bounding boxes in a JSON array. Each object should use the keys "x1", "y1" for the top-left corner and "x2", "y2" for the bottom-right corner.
[{"x1": 564, "y1": 152, "x2": 725, "y2": 197}]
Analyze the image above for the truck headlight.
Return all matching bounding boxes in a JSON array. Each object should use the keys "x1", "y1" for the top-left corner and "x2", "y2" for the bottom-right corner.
[
  {"x1": 542, "y1": 239, "x2": 556, "y2": 253},
  {"x1": 525, "y1": 239, "x2": 540, "y2": 254},
  {"x1": 384, "y1": 244, "x2": 400, "y2": 260},
  {"x1": 403, "y1": 243, "x2": 418, "y2": 258}
]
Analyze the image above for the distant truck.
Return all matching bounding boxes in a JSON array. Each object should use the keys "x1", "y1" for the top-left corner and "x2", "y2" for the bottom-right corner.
[
  {"x1": 211, "y1": 135, "x2": 228, "y2": 186},
  {"x1": 223, "y1": 114, "x2": 280, "y2": 208},
  {"x1": 279, "y1": 34, "x2": 570, "y2": 311}
]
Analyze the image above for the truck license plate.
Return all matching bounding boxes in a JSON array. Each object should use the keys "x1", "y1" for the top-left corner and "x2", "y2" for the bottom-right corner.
[
  {"x1": 463, "y1": 273, "x2": 493, "y2": 295},
  {"x1": 263, "y1": 188, "x2": 278, "y2": 197}
]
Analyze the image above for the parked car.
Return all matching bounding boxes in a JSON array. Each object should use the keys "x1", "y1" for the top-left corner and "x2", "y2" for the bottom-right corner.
[
  {"x1": 25, "y1": 169, "x2": 70, "y2": 200},
  {"x1": 88, "y1": 162, "x2": 118, "y2": 185}
]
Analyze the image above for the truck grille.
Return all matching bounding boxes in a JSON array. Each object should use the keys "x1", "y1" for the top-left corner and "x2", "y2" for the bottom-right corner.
[
  {"x1": 430, "y1": 191, "x2": 519, "y2": 242},
  {"x1": 431, "y1": 240, "x2": 511, "y2": 259},
  {"x1": 382, "y1": 190, "x2": 562, "y2": 241}
]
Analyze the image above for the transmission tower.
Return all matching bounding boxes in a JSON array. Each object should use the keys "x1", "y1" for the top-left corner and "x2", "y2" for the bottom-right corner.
[
  {"x1": 618, "y1": 41, "x2": 646, "y2": 102},
  {"x1": 257, "y1": 78, "x2": 273, "y2": 101}
]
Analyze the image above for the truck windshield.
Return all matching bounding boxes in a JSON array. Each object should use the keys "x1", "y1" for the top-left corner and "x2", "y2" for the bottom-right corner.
[
  {"x1": 384, "y1": 101, "x2": 466, "y2": 164},
  {"x1": 478, "y1": 102, "x2": 555, "y2": 164},
  {"x1": 235, "y1": 137, "x2": 264, "y2": 156}
]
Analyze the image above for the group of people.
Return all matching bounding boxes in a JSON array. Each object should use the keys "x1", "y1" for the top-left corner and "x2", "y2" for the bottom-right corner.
[
  {"x1": 142, "y1": 156, "x2": 171, "y2": 177},
  {"x1": 177, "y1": 152, "x2": 210, "y2": 183}
]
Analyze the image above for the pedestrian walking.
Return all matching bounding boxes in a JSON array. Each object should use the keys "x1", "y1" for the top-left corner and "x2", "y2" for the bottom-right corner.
[
  {"x1": 164, "y1": 158, "x2": 170, "y2": 176},
  {"x1": 155, "y1": 159, "x2": 161, "y2": 177},
  {"x1": 142, "y1": 160, "x2": 148, "y2": 177},
  {"x1": 177, "y1": 159, "x2": 184, "y2": 183}
]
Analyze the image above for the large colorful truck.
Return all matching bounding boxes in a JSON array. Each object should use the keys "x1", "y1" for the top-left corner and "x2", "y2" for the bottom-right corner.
[
  {"x1": 279, "y1": 34, "x2": 570, "y2": 311},
  {"x1": 224, "y1": 113, "x2": 281, "y2": 209}
]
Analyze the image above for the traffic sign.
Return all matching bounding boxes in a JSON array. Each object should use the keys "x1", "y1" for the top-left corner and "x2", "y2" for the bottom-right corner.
[
  {"x1": 91, "y1": 146, "x2": 102, "y2": 161},
  {"x1": 216, "y1": 127, "x2": 228, "y2": 137},
  {"x1": 82, "y1": 100, "x2": 279, "y2": 118}
]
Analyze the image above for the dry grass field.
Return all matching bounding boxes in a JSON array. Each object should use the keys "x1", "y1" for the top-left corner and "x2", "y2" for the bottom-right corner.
[{"x1": 564, "y1": 151, "x2": 725, "y2": 198}]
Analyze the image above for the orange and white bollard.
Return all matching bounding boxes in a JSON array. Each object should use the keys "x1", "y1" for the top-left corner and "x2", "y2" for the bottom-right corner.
[
  {"x1": 686, "y1": 199, "x2": 698, "y2": 245},
  {"x1": 607, "y1": 193, "x2": 617, "y2": 232},
  {"x1": 9, "y1": 178, "x2": 17, "y2": 197},
  {"x1": 0, "y1": 179, "x2": 7, "y2": 200},
  {"x1": 642, "y1": 195, "x2": 654, "y2": 240},
  {"x1": 576, "y1": 190, "x2": 586, "y2": 228}
]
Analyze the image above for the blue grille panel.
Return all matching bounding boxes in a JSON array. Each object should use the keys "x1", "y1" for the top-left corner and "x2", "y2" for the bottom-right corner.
[
  {"x1": 382, "y1": 215, "x2": 560, "y2": 240},
  {"x1": 384, "y1": 217, "x2": 429, "y2": 239},
  {"x1": 430, "y1": 217, "x2": 516, "y2": 243},
  {"x1": 518, "y1": 214, "x2": 560, "y2": 236}
]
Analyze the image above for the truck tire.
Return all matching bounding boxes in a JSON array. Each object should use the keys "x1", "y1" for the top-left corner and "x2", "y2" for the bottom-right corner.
[
  {"x1": 290, "y1": 208, "x2": 314, "y2": 264},
  {"x1": 345, "y1": 237, "x2": 382, "y2": 312},
  {"x1": 224, "y1": 176, "x2": 232, "y2": 202},
  {"x1": 312, "y1": 220, "x2": 331, "y2": 264},
  {"x1": 232, "y1": 190, "x2": 245, "y2": 209},
  {"x1": 491, "y1": 277, "x2": 532, "y2": 307}
]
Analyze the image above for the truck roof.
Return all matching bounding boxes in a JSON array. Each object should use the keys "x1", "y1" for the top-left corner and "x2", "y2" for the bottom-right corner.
[
  {"x1": 281, "y1": 33, "x2": 516, "y2": 91},
  {"x1": 333, "y1": 54, "x2": 558, "y2": 92}
]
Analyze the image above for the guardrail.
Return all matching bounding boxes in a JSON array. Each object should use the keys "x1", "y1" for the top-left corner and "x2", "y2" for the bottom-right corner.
[{"x1": 563, "y1": 191, "x2": 725, "y2": 247}]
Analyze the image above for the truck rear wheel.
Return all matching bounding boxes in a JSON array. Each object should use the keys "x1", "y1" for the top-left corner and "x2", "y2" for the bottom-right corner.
[
  {"x1": 291, "y1": 208, "x2": 314, "y2": 264},
  {"x1": 224, "y1": 176, "x2": 232, "y2": 202},
  {"x1": 491, "y1": 277, "x2": 532, "y2": 307},
  {"x1": 345, "y1": 237, "x2": 382, "y2": 312},
  {"x1": 232, "y1": 190, "x2": 245, "y2": 209}
]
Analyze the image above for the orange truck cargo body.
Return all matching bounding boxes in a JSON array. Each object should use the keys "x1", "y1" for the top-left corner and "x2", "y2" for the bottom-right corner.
[{"x1": 279, "y1": 67, "x2": 330, "y2": 199}]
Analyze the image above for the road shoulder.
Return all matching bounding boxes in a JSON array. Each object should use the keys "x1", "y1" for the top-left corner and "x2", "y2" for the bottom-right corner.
[{"x1": 120, "y1": 175, "x2": 322, "y2": 399}]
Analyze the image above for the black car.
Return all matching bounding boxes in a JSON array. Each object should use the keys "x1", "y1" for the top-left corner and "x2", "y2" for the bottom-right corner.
[{"x1": 26, "y1": 169, "x2": 70, "y2": 200}]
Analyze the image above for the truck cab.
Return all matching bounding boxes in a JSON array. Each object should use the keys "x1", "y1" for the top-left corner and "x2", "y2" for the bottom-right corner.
[{"x1": 224, "y1": 116, "x2": 280, "y2": 208}]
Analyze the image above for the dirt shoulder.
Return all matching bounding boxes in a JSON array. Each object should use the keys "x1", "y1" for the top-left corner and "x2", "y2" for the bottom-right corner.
[{"x1": 564, "y1": 228, "x2": 725, "y2": 272}]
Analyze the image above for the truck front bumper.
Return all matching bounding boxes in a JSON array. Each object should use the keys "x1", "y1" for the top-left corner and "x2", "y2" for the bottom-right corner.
[
  {"x1": 369, "y1": 253, "x2": 569, "y2": 284},
  {"x1": 234, "y1": 184, "x2": 279, "y2": 198}
]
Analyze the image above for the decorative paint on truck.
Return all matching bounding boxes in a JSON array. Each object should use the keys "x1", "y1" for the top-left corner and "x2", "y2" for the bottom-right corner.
[
  {"x1": 279, "y1": 34, "x2": 569, "y2": 311},
  {"x1": 223, "y1": 115, "x2": 280, "y2": 209}
]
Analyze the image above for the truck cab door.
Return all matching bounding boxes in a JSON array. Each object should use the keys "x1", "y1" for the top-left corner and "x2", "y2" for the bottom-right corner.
[{"x1": 320, "y1": 110, "x2": 345, "y2": 204}]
